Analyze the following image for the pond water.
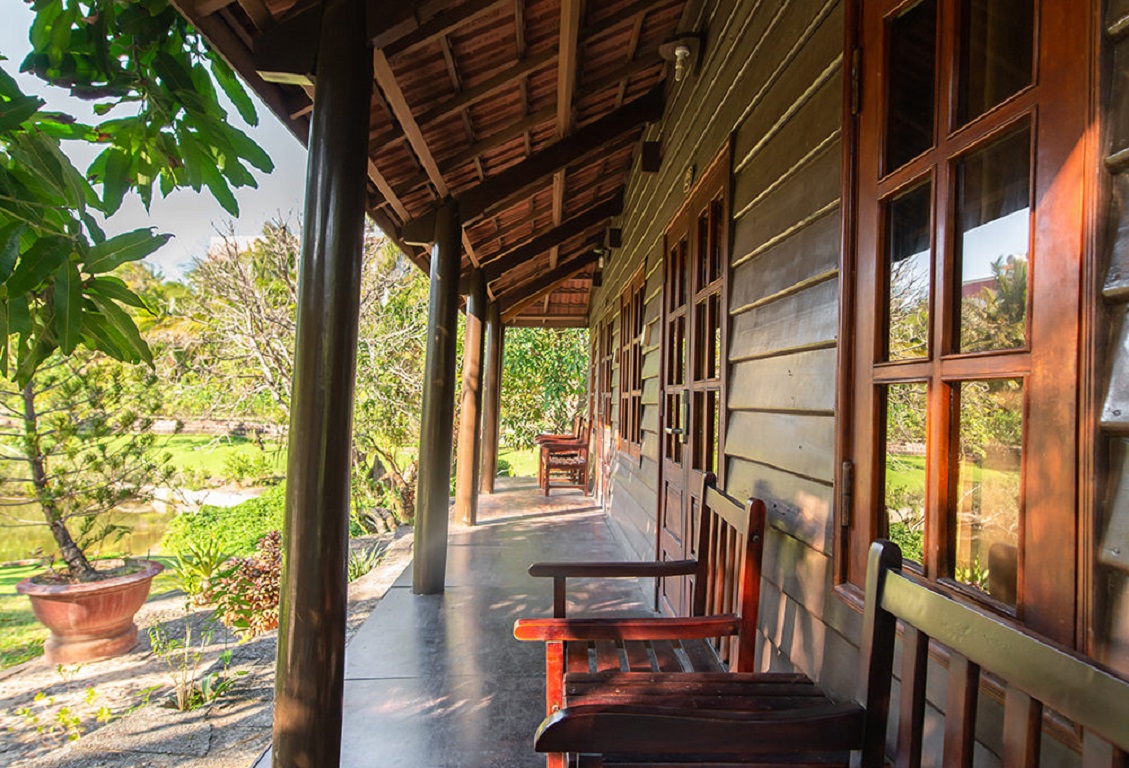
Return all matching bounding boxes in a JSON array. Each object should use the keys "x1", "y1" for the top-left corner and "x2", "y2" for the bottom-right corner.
[{"x1": 0, "y1": 501, "x2": 175, "y2": 563}]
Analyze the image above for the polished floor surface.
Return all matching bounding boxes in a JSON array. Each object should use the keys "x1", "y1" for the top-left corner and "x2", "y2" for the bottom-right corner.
[{"x1": 338, "y1": 478, "x2": 653, "y2": 768}]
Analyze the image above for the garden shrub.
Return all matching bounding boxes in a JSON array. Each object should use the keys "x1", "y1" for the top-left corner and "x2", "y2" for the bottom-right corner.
[
  {"x1": 212, "y1": 530, "x2": 282, "y2": 640},
  {"x1": 162, "y1": 484, "x2": 286, "y2": 558}
]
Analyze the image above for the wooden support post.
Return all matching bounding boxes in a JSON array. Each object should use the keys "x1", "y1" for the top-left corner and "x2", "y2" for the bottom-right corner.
[
  {"x1": 272, "y1": 0, "x2": 370, "y2": 764},
  {"x1": 414, "y1": 199, "x2": 462, "y2": 594},
  {"x1": 456, "y1": 271, "x2": 487, "y2": 525},
  {"x1": 480, "y1": 303, "x2": 504, "y2": 494}
]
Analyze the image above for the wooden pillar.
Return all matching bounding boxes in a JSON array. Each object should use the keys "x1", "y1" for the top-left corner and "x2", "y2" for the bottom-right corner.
[
  {"x1": 456, "y1": 271, "x2": 487, "y2": 525},
  {"x1": 414, "y1": 200, "x2": 461, "y2": 594},
  {"x1": 480, "y1": 304, "x2": 504, "y2": 494},
  {"x1": 272, "y1": 0, "x2": 370, "y2": 764}
]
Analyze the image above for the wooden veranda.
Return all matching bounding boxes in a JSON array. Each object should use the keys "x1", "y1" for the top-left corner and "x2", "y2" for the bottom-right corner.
[{"x1": 169, "y1": 1, "x2": 692, "y2": 765}]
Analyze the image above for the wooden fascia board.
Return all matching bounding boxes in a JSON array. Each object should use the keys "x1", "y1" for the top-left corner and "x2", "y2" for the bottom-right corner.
[
  {"x1": 253, "y1": 3, "x2": 320, "y2": 84},
  {"x1": 481, "y1": 192, "x2": 623, "y2": 283},
  {"x1": 381, "y1": 0, "x2": 510, "y2": 58},
  {"x1": 498, "y1": 251, "x2": 598, "y2": 315},
  {"x1": 404, "y1": 86, "x2": 662, "y2": 229},
  {"x1": 416, "y1": 48, "x2": 558, "y2": 128}
]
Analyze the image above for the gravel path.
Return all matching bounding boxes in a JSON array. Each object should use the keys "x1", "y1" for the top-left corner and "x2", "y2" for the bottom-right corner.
[{"x1": 0, "y1": 530, "x2": 414, "y2": 768}]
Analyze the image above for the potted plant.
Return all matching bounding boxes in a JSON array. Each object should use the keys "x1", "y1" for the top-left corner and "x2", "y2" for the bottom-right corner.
[{"x1": 9, "y1": 354, "x2": 176, "y2": 664}]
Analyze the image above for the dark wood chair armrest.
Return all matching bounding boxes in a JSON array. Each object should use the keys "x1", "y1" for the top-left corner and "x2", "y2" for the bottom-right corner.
[
  {"x1": 534, "y1": 701, "x2": 865, "y2": 755},
  {"x1": 513, "y1": 615, "x2": 741, "y2": 642},
  {"x1": 528, "y1": 559, "x2": 697, "y2": 579},
  {"x1": 529, "y1": 559, "x2": 697, "y2": 616}
]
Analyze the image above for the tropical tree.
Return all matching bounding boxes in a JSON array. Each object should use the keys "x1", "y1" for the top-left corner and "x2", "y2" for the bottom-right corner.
[
  {"x1": 500, "y1": 327, "x2": 589, "y2": 448},
  {"x1": 0, "y1": 352, "x2": 175, "y2": 580},
  {"x1": 0, "y1": 0, "x2": 272, "y2": 385}
]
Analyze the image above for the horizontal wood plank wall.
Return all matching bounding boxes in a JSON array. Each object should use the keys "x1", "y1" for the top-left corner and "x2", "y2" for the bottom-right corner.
[{"x1": 586, "y1": 0, "x2": 848, "y2": 656}]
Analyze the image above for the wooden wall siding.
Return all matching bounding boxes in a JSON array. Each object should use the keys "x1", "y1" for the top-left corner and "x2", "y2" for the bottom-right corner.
[
  {"x1": 1100, "y1": 0, "x2": 1129, "y2": 677},
  {"x1": 584, "y1": 0, "x2": 847, "y2": 654}
]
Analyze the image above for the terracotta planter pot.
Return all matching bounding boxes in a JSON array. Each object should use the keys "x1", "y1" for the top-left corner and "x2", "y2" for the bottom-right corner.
[{"x1": 17, "y1": 560, "x2": 164, "y2": 665}]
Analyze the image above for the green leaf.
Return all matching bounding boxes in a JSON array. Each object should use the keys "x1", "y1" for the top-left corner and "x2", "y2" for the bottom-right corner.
[
  {"x1": 81, "y1": 212, "x2": 105, "y2": 244},
  {"x1": 0, "y1": 63, "x2": 25, "y2": 100},
  {"x1": 85, "y1": 228, "x2": 170, "y2": 273},
  {"x1": 0, "y1": 95, "x2": 44, "y2": 134},
  {"x1": 0, "y1": 298, "x2": 9, "y2": 377},
  {"x1": 54, "y1": 261, "x2": 82, "y2": 354},
  {"x1": 200, "y1": 162, "x2": 239, "y2": 216},
  {"x1": 80, "y1": 305, "x2": 128, "y2": 359},
  {"x1": 87, "y1": 275, "x2": 150, "y2": 311},
  {"x1": 0, "y1": 222, "x2": 25, "y2": 284},
  {"x1": 6, "y1": 235, "x2": 71, "y2": 297},
  {"x1": 88, "y1": 294, "x2": 151, "y2": 364},
  {"x1": 210, "y1": 56, "x2": 257, "y2": 126},
  {"x1": 102, "y1": 148, "x2": 129, "y2": 215},
  {"x1": 153, "y1": 51, "x2": 195, "y2": 95},
  {"x1": 8, "y1": 294, "x2": 29, "y2": 336},
  {"x1": 14, "y1": 331, "x2": 54, "y2": 387}
]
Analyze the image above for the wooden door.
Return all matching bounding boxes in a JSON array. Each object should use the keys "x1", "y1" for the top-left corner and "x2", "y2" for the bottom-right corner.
[{"x1": 658, "y1": 150, "x2": 730, "y2": 616}]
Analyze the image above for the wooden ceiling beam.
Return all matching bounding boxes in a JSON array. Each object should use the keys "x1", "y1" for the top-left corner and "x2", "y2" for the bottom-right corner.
[
  {"x1": 382, "y1": 0, "x2": 510, "y2": 58},
  {"x1": 499, "y1": 252, "x2": 599, "y2": 318},
  {"x1": 557, "y1": 0, "x2": 583, "y2": 137},
  {"x1": 553, "y1": 0, "x2": 578, "y2": 276},
  {"x1": 481, "y1": 193, "x2": 623, "y2": 283},
  {"x1": 419, "y1": 86, "x2": 662, "y2": 227},
  {"x1": 372, "y1": 49, "x2": 449, "y2": 197},
  {"x1": 416, "y1": 49, "x2": 558, "y2": 128}
]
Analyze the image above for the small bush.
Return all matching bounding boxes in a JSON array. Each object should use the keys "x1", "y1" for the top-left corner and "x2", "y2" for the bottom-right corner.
[
  {"x1": 212, "y1": 531, "x2": 283, "y2": 640},
  {"x1": 149, "y1": 615, "x2": 244, "y2": 711},
  {"x1": 495, "y1": 458, "x2": 513, "y2": 477},
  {"x1": 170, "y1": 537, "x2": 229, "y2": 605},
  {"x1": 162, "y1": 484, "x2": 286, "y2": 558},
  {"x1": 347, "y1": 547, "x2": 382, "y2": 582},
  {"x1": 222, "y1": 449, "x2": 276, "y2": 485}
]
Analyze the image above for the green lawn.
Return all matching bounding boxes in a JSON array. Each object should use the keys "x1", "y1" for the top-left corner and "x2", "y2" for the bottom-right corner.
[
  {"x1": 497, "y1": 447, "x2": 539, "y2": 478},
  {"x1": 158, "y1": 433, "x2": 286, "y2": 482},
  {"x1": 0, "y1": 563, "x2": 48, "y2": 668}
]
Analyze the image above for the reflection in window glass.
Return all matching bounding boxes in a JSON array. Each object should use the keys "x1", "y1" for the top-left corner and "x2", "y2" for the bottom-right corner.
[
  {"x1": 885, "y1": 182, "x2": 932, "y2": 361},
  {"x1": 885, "y1": 0, "x2": 937, "y2": 171},
  {"x1": 883, "y1": 382, "x2": 927, "y2": 565},
  {"x1": 959, "y1": 0, "x2": 1033, "y2": 124},
  {"x1": 956, "y1": 127, "x2": 1030, "y2": 353},
  {"x1": 953, "y1": 379, "x2": 1023, "y2": 604}
]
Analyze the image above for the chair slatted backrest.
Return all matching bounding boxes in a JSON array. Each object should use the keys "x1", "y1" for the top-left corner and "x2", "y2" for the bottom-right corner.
[
  {"x1": 859, "y1": 541, "x2": 1129, "y2": 768},
  {"x1": 689, "y1": 471, "x2": 766, "y2": 673}
]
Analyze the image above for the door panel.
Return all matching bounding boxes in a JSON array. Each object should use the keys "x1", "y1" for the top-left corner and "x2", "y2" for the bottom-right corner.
[{"x1": 658, "y1": 146, "x2": 731, "y2": 616}]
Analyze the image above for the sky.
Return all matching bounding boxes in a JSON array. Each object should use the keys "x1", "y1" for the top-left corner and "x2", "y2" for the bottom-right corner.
[{"x1": 0, "y1": 0, "x2": 310, "y2": 279}]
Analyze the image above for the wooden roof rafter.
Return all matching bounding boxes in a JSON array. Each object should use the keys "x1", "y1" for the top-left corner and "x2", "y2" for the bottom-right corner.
[{"x1": 194, "y1": 0, "x2": 689, "y2": 325}]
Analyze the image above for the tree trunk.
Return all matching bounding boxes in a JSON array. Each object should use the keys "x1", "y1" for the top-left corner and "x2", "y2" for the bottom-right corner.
[{"x1": 22, "y1": 381, "x2": 96, "y2": 581}]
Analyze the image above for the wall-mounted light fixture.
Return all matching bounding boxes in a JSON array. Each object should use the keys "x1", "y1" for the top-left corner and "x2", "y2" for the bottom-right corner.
[{"x1": 659, "y1": 34, "x2": 703, "y2": 83}]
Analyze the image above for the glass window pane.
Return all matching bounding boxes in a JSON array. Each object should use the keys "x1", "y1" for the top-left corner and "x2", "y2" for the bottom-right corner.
[
  {"x1": 953, "y1": 379, "x2": 1023, "y2": 604},
  {"x1": 959, "y1": 0, "x2": 1034, "y2": 125},
  {"x1": 955, "y1": 126, "x2": 1030, "y2": 353},
  {"x1": 885, "y1": 0, "x2": 937, "y2": 171},
  {"x1": 883, "y1": 382, "x2": 928, "y2": 565},
  {"x1": 885, "y1": 182, "x2": 932, "y2": 361}
]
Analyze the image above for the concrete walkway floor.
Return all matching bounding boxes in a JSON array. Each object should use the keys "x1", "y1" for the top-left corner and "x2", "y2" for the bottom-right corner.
[{"x1": 258, "y1": 477, "x2": 654, "y2": 768}]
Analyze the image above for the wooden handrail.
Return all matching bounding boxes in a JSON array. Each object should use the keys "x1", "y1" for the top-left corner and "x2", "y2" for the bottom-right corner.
[{"x1": 513, "y1": 615, "x2": 741, "y2": 642}]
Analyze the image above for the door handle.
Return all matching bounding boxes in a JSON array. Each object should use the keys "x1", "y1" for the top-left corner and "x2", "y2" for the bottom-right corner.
[{"x1": 664, "y1": 426, "x2": 683, "y2": 435}]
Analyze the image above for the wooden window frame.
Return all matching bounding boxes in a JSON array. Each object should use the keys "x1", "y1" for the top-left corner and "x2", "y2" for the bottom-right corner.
[
  {"x1": 836, "y1": 0, "x2": 1090, "y2": 646},
  {"x1": 618, "y1": 268, "x2": 645, "y2": 460}
]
